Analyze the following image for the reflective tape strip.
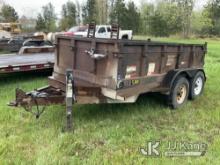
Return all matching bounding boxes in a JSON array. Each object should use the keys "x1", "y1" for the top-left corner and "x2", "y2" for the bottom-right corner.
[
  {"x1": 0, "y1": 63, "x2": 53, "y2": 73},
  {"x1": 13, "y1": 67, "x2": 20, "y2": 71},
  {"x1": 44, "y1": 64, "x2": 50, "y2": 67},
  {"x1": 20, "y1": 66, "x2": 31, "y2": 70},
  {"x1": 30, "y1": 65, "x2": 37, "y2": 69},
  {"x1": 36, "y1": 64, "x2": 44, "y2": 68}
]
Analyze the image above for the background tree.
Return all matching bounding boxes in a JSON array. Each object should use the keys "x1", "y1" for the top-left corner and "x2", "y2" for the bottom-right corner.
[
  {"x1": 140, "y1": 2, "x2": 154, "y2": 35},
  {"x1": 110, "y1": 0, "x2": 141, "y2": 34},
  {"x1": 1, "y1": 4, "x2": 18, "y2": 22},
  {"x1": 204, "y1": 0, "x2": 220, "y2": 35},
  {"x1": 59, "y1": 1, "x2": 77, "y2": 31},
  {"x1": 140, "y1": 1, "x2": 181, "y2": 36},
  {"x1": 33, "y1": 0, "x2": 220, "y2": 37},
  {"x1": 191, "y1": 10, "x2": 213, "y2": 36},
  {"x1": 66, "y1": 1, "x2": 77, "y2": 27},
  {"x1": 148, "y1": 11, "x2": 169, "y2": 37},
  {"x1": 157, "y1": 1, "x2": 182, "y2": 35},
  {"x1": 126, "y1": 2, "x2": 141, "y2": 34},
  {"x1": 59, "y1": 4, "x2": 68, "y2": 31},
  {"x1": 82, "y1": 0, "x2": 97, "y2": 24},
  {"x1": 110, "y1": 0, "x2": 127, "y2": 28},
  {"x1": 35, "y1": 3, "x2": 57, "y2": 32},
  {"x1": 174, "y1": 0, "x2": 195, "y2": 38},
  {"x1": 35, "y1": 14, "x2": 46, "y2": 31},
  {"x1": 42, "y1": 3, "x2": 57, "y2": 32},
  {"x1": 75, "y1": 0, "x2": 81, "y2": 25},
  {"x1": 96, "y1": 0, "x2": 108, "y2": 24}
]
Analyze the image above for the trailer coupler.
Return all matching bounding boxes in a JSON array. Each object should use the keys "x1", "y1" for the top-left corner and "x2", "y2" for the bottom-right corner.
[{"x1": 8, "y1": 86, "x2": 66, "y2": 118}]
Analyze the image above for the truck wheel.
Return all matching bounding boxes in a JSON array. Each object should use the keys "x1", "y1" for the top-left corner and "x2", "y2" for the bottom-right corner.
[
  {"x1": 122, "y1": 35, "x2": 128, "y2": 40},
  {"x1": 189, "y1": 71, "x2": 205, "y2": 100},
  {"x1": 168, "y1": 76, "x2": 189, "y2": 109}
]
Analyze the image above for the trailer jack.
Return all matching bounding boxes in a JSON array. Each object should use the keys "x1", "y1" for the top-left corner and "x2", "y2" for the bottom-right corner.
[
  {"x1": 66, "y1": 70, "x2": 76, "y2": 131},
  {"x1": 9, "y1": 70, "x2": 76, "y2": 132}
]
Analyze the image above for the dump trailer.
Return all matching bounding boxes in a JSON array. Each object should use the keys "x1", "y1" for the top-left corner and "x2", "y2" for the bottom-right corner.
[
  {"x1": 10, "y1": 35, "x2": 207, "y2": 130},
  {"x1": 0, "y1": 46, "x2": 54, "y2": 74}
]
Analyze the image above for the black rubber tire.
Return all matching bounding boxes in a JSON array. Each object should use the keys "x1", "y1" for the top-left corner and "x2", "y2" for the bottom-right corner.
[
  {"x1": 122, "y1": 36, "x2": 128, "y2": 40},
  {"x1": 168, "y1": 76, "x2": 189, "y2": 109},
  {"x1": 189, "y1": 71, "x2": 205, "y2": 100}
]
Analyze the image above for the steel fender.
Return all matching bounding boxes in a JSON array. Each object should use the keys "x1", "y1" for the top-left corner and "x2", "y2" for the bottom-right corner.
[{"x1": 163, "y1": 69, "x2": 206, "y2": 90}]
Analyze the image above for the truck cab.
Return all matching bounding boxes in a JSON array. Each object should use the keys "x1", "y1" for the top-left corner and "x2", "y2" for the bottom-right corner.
[
  {"x1": 95, "y1": 25, "x2": 132, "y2": 40},
  {"x1": 95, "y1": 25, "x2": 111, "y2": 39}
]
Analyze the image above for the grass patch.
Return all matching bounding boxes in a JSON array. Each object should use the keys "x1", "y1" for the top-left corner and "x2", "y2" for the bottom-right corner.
[
  {"x1": 0, "y1": 37, "x2": 220, "y2": 164},
  {"x1": 0, "y1": 50, "x2": 11, "y2": 55}
]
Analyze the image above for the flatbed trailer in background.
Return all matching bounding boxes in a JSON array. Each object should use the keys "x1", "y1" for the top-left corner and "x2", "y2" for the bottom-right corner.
[
  {"x1": 0, "y1": 46, "x2": 54, "y2": 74},
  {"x1": 0, "y1": 53, "x2": 54, "y2": 74},
  {"x1": 10, "y1": 26, "x2": 207, "y2": 131}
]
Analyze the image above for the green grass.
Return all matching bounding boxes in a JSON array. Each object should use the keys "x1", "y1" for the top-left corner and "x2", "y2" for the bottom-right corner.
[
  {"x1": 0, "y1": 37, "x2": 220, "y2": 164},
  {"x1": 0, "y1": 50, "x2": 11, "y2": 54}
]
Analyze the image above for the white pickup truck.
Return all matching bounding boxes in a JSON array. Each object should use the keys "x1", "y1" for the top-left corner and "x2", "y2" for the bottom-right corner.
[
  {"x1": 47, "y1": 25, "x2": 133, "y2": 42},
  {"x1": 69, "y1": 25, "x2": 133, "y2": 40}
]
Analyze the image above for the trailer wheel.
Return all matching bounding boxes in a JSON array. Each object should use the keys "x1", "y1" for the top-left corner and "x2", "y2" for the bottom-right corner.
[
  {"x1": 169, "y1": 76, "x2": 189, "y2": 109},
  {"x1": 189, "y1": 71, "x2": 205, "y2": 100}
]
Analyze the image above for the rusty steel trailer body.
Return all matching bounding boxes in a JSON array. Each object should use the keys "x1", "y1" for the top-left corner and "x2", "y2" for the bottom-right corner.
[
  {"x1": 0, "y1": 46, "x2": 54, "y2": 74},
  {"x1": 10, "y1": 35, "x2": 207, "y2": 130}
]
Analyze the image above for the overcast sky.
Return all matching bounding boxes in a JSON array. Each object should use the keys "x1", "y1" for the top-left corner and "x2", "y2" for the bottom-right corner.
[{"x1": 4, "y1": 0, "x2": 208, "y2": 18}]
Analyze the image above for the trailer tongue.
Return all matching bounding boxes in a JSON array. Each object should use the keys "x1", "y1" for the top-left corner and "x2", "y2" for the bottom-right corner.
[{"x1": 9, "y1": 25, "x2": 207, "y2": 131}]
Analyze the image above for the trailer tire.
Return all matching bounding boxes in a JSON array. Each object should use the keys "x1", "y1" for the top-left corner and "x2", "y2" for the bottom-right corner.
[
  {"x1": 189, "y1": 71, "x2": 205, "y2": 100},
  {"x1": 168, "y1": 76, "x2": 189, "y2": 109}
]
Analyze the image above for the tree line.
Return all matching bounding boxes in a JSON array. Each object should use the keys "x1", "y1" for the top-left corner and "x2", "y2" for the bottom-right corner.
[{"x1": 1, "y1": 0, "x2": 220, "y2": 38}]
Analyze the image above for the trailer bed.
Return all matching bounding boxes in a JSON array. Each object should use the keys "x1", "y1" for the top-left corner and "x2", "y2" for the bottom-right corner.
[{"x1": 0, "y1": 53, "x2": 54, "y2": 74}]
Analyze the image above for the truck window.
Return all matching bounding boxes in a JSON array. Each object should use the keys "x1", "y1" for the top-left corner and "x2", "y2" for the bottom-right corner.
[{"x1": 98, "y1": 27, "x2": 106, "y2": 33}]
